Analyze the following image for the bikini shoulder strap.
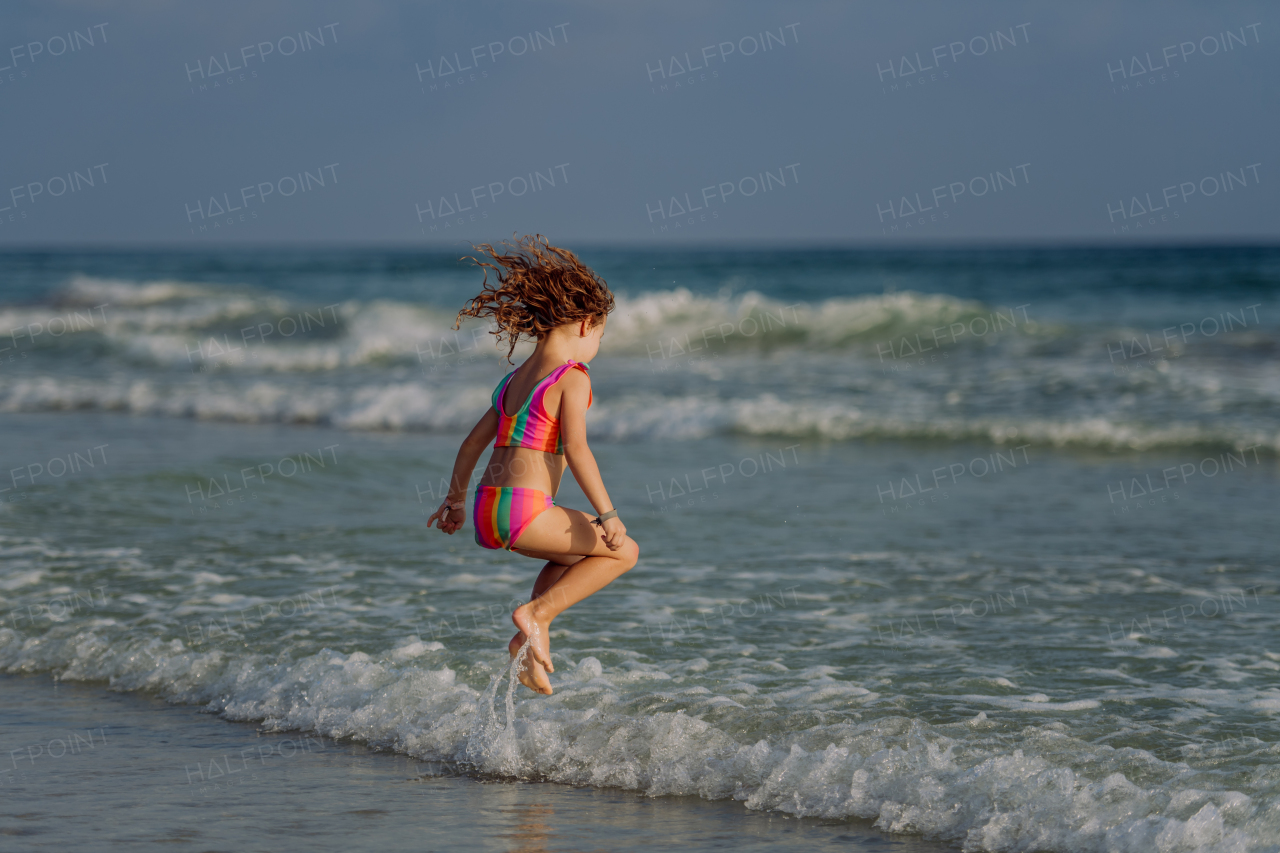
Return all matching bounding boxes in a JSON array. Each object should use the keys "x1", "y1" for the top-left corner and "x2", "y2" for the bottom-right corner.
[
  {"x1": 530, "y1": 361, "x2": 592, "y2": 416},
  {"x1": 565, "y1": 361, "x2": 592, "y2": 409},
  {"x1": 552, "y1": 361, "x2": 590, "y2": 386},
  {"x1": 491, "y1": 369, "x2": 516, "y2": 413},
  {"x1": 539, "y1": 360, "x2": 589, "y2": 384}
]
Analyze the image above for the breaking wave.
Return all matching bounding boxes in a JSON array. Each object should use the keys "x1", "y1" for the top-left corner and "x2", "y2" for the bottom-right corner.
[
  {"x1": 0, "y1": 612, "x2": 1268, "y2": 853},
  {"x1": 2, "y1": 276, "x2": 1275, "y2": 455}
]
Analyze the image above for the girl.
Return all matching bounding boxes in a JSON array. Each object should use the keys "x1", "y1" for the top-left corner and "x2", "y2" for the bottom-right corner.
[{"x1": 425, "y1": 235, "x2": 639, "y2": 696}]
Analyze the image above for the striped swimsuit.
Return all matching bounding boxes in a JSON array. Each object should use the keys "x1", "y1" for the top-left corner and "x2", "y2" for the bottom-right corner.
[{"x1": 473, "y1": 361, "x2": 591, "y2": 550}]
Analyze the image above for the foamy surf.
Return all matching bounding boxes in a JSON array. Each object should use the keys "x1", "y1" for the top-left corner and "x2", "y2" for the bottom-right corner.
[
  {"x1": 0, "y1": 623, "x2": 1271, "y2": 853},
  {"x1": 48, "y1": 276, "x2": 1035, "y2": 364},
  {"x1": 3, "y1": 275, "x2": 1275, "y2": 456},
  {"x1": 0, "y1": 372, "x2": 1274, "y2": 455}
]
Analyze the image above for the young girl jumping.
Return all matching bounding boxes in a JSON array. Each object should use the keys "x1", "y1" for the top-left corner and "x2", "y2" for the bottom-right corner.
[{"x1": 425, "y1": 235, "x2": 639, "y2": 695}]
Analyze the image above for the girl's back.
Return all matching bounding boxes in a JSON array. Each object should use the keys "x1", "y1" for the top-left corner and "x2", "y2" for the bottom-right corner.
[{"x1": 481, "y1": 354, "x2": 593, "y2": 493}]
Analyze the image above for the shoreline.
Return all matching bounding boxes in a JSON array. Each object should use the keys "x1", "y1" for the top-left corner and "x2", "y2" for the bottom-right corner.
[{"x1": 0, "y1": 672, "x2": 954, "y2": 852}]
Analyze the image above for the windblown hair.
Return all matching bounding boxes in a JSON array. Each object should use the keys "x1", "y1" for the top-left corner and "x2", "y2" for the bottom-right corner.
[{"x1": 454, "y1": 234, "x2": 615, "y2": 363}]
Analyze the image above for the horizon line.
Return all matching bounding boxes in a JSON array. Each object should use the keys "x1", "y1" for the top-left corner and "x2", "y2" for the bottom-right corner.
[{"x1": 2, "y1": 238, "x2": 1279, "y2": 253}]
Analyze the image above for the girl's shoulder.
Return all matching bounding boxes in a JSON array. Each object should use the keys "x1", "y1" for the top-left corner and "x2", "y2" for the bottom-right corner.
[
  {"x1": 559, "y1": 361, "x2": 591, "y2": 383},
  {"x1": 542, "y1": 360, "x2": 589, "y2": 383},
  {"x1": 555, "y1": 362, "x2": 592, "y2": 408}
]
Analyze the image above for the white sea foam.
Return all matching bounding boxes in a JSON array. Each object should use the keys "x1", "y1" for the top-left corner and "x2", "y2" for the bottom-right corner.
[
  {"x1": 605, "y1": 287, "x2": 1023, "y2": 352},
  {"x1": 2, "y1": 276, "x2": 1272, "y2": 455},
  {"x1": 958, "y1": 694, "x2": 1103, "y2": 712},
  {"x1": 0, "y1": 627, "x2": 1271, "y2": 853},
  {"x1": 60, "y1": 276, "x2": 224, "y2": 306},
  {"x1": 0, "y1": 372, "x2": 1275, "y2": 455},
  {"x1": 6, "y1": 275, "x2": 1275, "y2": 455},
  {"x1": 35, "y1": 276, "x2": 1042, "y2": 366}
]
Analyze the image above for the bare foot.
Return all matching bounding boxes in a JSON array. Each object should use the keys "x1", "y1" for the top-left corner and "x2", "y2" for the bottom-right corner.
[
  {"x1": 508, "y1": 632, "x2": 552, "y2": 694},
  {"x1": 512, "y1": 603, "x2": 554, "y2": 673}
]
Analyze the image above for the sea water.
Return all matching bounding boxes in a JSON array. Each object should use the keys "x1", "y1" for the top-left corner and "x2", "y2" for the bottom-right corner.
[{"x1": 0, "y1": 247, "x2": 1277, "y2": 851}]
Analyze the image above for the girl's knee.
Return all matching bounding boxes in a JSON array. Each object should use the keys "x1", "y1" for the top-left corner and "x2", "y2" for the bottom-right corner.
[{"x1": 616, "y1": 538, "x2": 639, "y2": 570}]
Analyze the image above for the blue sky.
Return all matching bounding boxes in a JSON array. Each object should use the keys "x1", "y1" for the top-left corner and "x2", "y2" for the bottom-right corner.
[{"x1": 0, "y1": 0, "x2": 1275, "y2": 245}]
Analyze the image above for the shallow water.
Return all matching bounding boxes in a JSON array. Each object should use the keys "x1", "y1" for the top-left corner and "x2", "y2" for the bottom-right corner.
[
  {"x1": 3, "y1": 674, "x2": 943, "y2": 852},
  {"x1": 1, "y1": 248, "x2": 1278, "y2": 851}
]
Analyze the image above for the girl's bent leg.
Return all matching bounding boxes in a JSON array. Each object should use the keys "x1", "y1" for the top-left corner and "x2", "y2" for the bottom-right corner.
[
  {"x1": 509, "y1": 507, "x2": 639, "y2": 672},
  {"x1": 508, "y1": 556, "x2": 577, "y2": 694},
  {"x1": 508, "y1": 554, "x2": 578, "y2": 650}
]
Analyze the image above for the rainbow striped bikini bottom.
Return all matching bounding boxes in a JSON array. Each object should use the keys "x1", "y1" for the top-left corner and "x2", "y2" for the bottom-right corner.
[{"x1": 472, "y1": 485, "x2": 555, "y2": 551}]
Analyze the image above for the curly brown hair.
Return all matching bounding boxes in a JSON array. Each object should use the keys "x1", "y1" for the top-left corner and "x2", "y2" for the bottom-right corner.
[{"x1": 454, "y1": 234, "x2": 615, "y2": 363}]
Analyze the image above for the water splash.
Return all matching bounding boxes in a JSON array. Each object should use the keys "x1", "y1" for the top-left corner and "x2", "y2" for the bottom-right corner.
[{"x1": 462, "y1": 638, "x2": 532, "y2": 776}]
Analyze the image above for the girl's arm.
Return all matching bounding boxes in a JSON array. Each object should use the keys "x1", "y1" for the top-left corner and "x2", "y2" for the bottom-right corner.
[
  {"x1": 558, "y1": 370, "x2": 626, "y2": 550},
  {"x1": 427, "y1": 407, "x2": 498, "y2": 534}
]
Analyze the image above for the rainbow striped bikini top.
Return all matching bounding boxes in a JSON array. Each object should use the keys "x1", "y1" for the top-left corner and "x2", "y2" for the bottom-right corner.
[{"x1": 491, "y1": 361, "x2": 591, "y2": 454}]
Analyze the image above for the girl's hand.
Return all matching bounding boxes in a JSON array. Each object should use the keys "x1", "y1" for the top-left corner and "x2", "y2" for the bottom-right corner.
[
  {"x1": 600, "y1": 516, "x2": 626, "y2": 550},
  {"x1": 427, "y1": 502, "x2": 466, "y2": 534}
]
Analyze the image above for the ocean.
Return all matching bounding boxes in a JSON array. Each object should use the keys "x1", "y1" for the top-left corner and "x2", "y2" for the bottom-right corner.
[{"x1": 1, "y1": 246, "x2": 1277, "y2": 852}]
